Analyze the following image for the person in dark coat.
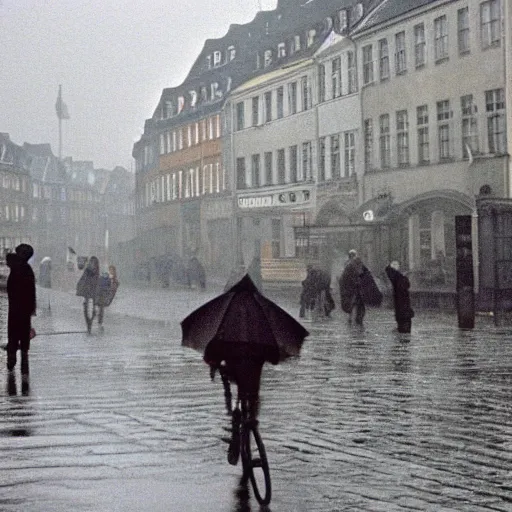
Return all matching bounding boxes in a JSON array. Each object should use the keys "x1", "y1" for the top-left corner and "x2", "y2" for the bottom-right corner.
[
  {"x1": 6, "y1": 244, "x2": 36, "y2": 376},
  {"x1": 76, "y1": 256, "x2": 100, "y2": 333},
  {"x1": 385, "y1": 261, "x2": 414, "y2": 334},
  {"x1": 339, "y1": 256, "x2": 366, "y2": 325}
]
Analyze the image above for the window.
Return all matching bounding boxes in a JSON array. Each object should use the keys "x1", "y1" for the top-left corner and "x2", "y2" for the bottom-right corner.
[
  {"x1": 278, "y1": 42, "x2": 286, "y2": 58},
  {"x1": 481, "y1": 0, "x2": 501, "y2": 49},
  {"x1": 362, "y1": 45, "x2": 374, "y2": 85},
  {"x1": 437, "y1": 100, "x2": 452, "y2": 160},
  {"x1": 277, "y1": 149, "x2": 286, "y2": 184},
  {"x1": 209, "y1": 117, "x2": 214, "y2": 140},
  {"x1": 318, "y1": 137, "x2": 326, "y2": 181},
  {"x1": 414, "y1": 23, "x2": 426, "y2": 68},
  {"x1": 417, "y1": 105, "x2": 430, "y2": 164},
  {"x1": 330, "y1": 135, "x2": 340, "y2": 178},
  {"x1": 251, "y1": 154, "x2": 261, "y2": 187},
  {"x1": 379, "y1": 114, "x2": 391, "y2": 168},
  {"x1": 264, "y1": 151, "x2": 273, "y2": 185},
  {"x1": 288, "y1": 82, "x2": 297, "y2": 114},
  {"x1": 344, "y1": 131, "x2": 356, "y2": 176},
  {"x1": 307, "y1": 29, "x2": 316, "y2": 47},
  {"x1": 318, "y1": 64, "x2": 326, "y2": 103},
  {"x1": 277, "y1": 86, "x2": 284, "y2": 119},
  {"x1": 236, "y1": 102, "x2": 245, "y2": 131},
  {"x1": 461, "y1": 95, "x2": 479, "y2": 158},
  {"x1": 486, "y1": 88, "x2": 506, "y2": 153},
  {"x1": 236, "y1": 157, "x2": 246, "y2": 189},
  {"x1": 178, "y1": 129, "x2": 183, "y2": 150},
  {"x1": 458, "y1": 7, "x2": 470, "y2": 54},
  {"x1": 331, "y1": 57, "x2": 341, "y2": 98},
  {"x1": 289, "y1": 145, "x2": 298, "y2": 182},
  {"x1": 294, "y1": 35, "x2": 301, "y2": 52},
  {"x1": 379, "y1": 39, "x2": 389, "y2": 80},
  {"x1": 395, "y1": 31, "x2": 407, "y2": 74},
  {"x1": 302, "y1": 142, "x2": 312, "y2": 181},
  {"x1": 265, "y1": 91, "x2": 272, "y2": 123},
  {"x1": 187, "y1": 125, "x2": 192, "y2": 147},
  {"x1": 434, "y1": 16, "x2": 449, "y2": 61},
  {"x1": 347, "y1": 51, "x2": 357, "y2": 93},
  {"x1": 159, "y1": 133, "x2": 165, "y2": 155},
  {"x1": 264, "y1": 49, "x2": 273, "y2": 67},
  {"x1": 396, "y1": 110, "x2": 410, "y2": 166},
  {"x1": 364, "y1": 119, "x2": 373, "y2": 171},
  {"x1": 301, "y1": 76, "x2": 311, "y2": 110},
  {"x1": 252, "y1": 96, "x2": 259, "y2": 126}
]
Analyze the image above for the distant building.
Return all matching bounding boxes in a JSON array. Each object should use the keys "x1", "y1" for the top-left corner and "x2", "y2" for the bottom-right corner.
[{"x1": 0, "y1": 133, "x2": 32, "y2": 256}]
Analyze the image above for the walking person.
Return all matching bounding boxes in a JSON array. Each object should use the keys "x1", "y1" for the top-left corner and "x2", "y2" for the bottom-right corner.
[
  {"x1": 339, "y1": 255, "x2": 366, "y2": 325},
  {"x1": 385, "y1": 261, "x2": 414, "y2": 334},
  {"x1": 6, "y1": 244, "x2": 36, "y2": 378},
  {"x1": 76, "y1": 256, "x2": 100, "y2": 334}
]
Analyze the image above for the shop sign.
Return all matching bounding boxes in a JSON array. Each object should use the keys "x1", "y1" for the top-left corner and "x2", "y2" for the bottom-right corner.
[{"x1": 238, "y1": 196, "x2": 273, "y2": 208}]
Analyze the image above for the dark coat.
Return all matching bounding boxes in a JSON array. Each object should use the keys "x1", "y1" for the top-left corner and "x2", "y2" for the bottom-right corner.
[
  {"x1": 385, "y1": 265, "x2": 414, "y2": 322},
  {"x1": 7, "y1": 253, "x2": 36, "y2": 345},
  {"x1": 76, "y1": 266, "x2": 99, "y2": 299},
  {"x1": 339, "y1": 260, "x2": 364, "y2": 313}
]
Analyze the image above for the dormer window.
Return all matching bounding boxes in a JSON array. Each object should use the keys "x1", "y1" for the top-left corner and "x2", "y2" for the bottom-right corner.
[
  {"x1": 278, "y1": 42, "x2": 286, "y2": 58},
  {"x1": 264, "y1": 49, "x2": 273, "y2": 67},
  {"x1": 206, "y1": 55, "x2": 212, "y2": 69},
  {"x1": 307, "y1": 29, "x2": 316, "y2": 47},
  {"x1": 213, "y1": 50, "x2": 222, "y2": 67},
  {"x1": 294, "y1": 35, "x2": 301, "y2": 52},
  {"x1": 228, "y1": 45, "x2": 236, "y2": 61},
  {"x1": 339, "y1": 9, "x2": 348, "y2": 32}
]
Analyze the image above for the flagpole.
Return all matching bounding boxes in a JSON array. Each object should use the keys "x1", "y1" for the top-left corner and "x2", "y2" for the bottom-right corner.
[{"x1": 58, "y1": 85, "x2": 63, "y2": 160}]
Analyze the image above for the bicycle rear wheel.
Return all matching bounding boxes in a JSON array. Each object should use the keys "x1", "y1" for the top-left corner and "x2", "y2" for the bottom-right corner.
[{"x1": 241, "y1": 422, "x2": 271, "y2": 505}]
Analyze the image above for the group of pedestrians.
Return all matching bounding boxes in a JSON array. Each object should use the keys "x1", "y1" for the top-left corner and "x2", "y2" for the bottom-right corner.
[
  {"x1": 75, "y1": 256, "x2": 119, "y2": 333},
  {"x1": 301, "y1": 249, "x2": 414, "y2": 334}
]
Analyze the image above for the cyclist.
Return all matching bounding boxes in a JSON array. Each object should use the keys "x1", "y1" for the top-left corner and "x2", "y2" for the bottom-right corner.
[{"x1": 205, "y1": 338, "x2": 276, "y2": 465}]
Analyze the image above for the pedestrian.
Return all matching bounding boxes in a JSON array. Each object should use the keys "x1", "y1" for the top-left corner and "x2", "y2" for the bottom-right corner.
[
  {"x1": 385, "y1": 261, "x2": 414, "y2": 334},
  {"x1": 339, "y1": 255, "x2": 366, "y2": 325},
  {"x1": 76, "y1": 256, "x2": 100, "y2": 333},
  {"x1": 95, "y1": 264, "x2": 120, "y2": 329},
  {"x1": 6, "y1": 244, "x2": 36, "y2": 377}
]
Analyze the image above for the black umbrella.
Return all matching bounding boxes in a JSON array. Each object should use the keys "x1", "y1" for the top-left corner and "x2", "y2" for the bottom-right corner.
[{"x1": 181, "y1": 274, "x2": 309, "y2": 363}]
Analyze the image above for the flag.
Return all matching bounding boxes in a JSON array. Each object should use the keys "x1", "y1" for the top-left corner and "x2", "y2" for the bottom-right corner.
[
  {"x1": 55, "y1": 85, "x2": 70, "y2": 120},
  {"x1": 465, "y1": 143, "x2": 474, "y2": 165}
]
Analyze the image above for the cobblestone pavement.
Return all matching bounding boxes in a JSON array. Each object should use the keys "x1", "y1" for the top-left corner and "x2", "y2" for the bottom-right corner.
[{"x1": 0, "y1": 284, "x2": 510, "y2": 511}]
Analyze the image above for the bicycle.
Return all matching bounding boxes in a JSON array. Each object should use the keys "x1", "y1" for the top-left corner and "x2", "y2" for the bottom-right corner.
[{"x1": 218, "y1": 364, "x2": 272, "y2": 506}]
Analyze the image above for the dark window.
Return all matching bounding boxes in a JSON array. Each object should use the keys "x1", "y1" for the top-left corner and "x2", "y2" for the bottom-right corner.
[{"x1": 236, "y1": 157, "x2": 246, "y2": 189}]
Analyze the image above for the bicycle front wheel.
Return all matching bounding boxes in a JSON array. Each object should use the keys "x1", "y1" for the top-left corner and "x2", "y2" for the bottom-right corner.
[{"x1": 241, "y1": 422, "x2": 271, "y2": 506}]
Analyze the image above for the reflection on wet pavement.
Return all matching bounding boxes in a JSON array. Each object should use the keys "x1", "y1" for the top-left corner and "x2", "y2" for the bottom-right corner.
[{"x1": 0, "y1": 296, "x2": 510, "y2": 511}]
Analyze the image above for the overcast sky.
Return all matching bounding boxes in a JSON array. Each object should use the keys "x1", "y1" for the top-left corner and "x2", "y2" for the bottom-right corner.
[{"x1": 0, "y1": 0, "x2": 277, "y2": 171}]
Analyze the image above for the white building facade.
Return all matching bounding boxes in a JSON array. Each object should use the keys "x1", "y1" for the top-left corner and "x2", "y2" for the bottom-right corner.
[{"x1": 353, "y1": 0, "x2": 508, "y2": 287}]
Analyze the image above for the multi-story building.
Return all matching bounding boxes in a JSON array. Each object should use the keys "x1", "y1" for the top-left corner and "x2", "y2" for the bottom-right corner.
[
  {"x1": 351, "y1": 0, "x2": 508, "y2": 288},
  {"x1": 0, "y1": 133, "x2": 32, "y2": 257},
  {"x1": 133, "y1": 0, "x2": 378, "y2": 282},
  {"x1": 224, "y1": 0, "x2": 377, "y2": 279}
]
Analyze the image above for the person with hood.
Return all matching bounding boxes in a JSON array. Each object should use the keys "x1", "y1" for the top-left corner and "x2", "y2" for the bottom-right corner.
[
  {"x1": 6, "y1": 244, "x2": 36, "y2": 375},
  {"x1": 76, "y1": 256, "x2": 100, "y2": 333},
  {"x1": 385, "y1": 261, "x2": 414, "y2": 334},
  {"x1": 339, "y1": 255, "x2": 366, "y2": 325}
]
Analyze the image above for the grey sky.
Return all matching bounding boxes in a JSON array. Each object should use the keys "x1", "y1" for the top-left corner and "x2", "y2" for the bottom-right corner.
[{"x1": 0, "y1": 0, "x2": 277, "y2": 171}]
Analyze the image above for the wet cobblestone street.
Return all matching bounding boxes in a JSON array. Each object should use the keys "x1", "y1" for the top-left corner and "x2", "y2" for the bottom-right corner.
[{"x1": 0, "y1": 285, "x2": 510, "y2": 511}]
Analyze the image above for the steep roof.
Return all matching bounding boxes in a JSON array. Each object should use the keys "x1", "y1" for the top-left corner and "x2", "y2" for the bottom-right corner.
[{"x1": 353, "y1": 0, "x2": 439, "y2": 34}]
